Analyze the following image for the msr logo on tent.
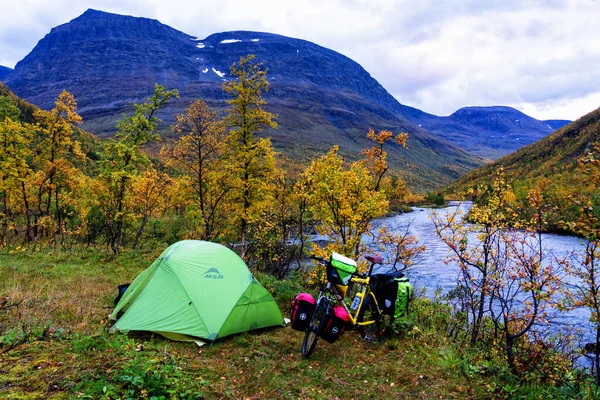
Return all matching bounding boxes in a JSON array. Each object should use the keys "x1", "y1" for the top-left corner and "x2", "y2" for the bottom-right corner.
[{"x1": 204, "y1": 267, "x2": 224, "y2": 280}]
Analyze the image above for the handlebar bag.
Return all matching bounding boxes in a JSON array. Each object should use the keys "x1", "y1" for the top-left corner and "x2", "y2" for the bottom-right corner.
[
  {"x1": 327, "y1": 252, "x2": 357, "y2": 286},
  {"x1": 321, "y1": 304, "x2": 351, "y2": 343},
  {"x1": 290, "y1": 293, "x2": 315, "y2": 331}
]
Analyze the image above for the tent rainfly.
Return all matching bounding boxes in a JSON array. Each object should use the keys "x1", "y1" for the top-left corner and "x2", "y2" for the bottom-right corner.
[{"x1": 110, "y1": 240, "x2": 284, "y2": 341}]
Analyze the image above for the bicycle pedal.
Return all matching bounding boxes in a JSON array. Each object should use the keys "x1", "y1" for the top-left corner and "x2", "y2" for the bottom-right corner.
[{"x1": 363, "y1": 335, "x2": 373, "y2": 343}]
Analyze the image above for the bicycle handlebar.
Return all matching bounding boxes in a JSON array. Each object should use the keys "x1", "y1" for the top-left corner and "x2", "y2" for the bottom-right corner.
[
  {"x1": 310, "y1": 255, "x2": 328, "y2": 265},
  {"x1": 310, "y1": 254, "x2": 402, "y2": 281}
]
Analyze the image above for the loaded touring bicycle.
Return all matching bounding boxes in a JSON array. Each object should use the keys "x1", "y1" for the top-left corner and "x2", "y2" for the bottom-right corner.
[{"x1": 290, "y1": 252, "x2": 412, "y2": 358}]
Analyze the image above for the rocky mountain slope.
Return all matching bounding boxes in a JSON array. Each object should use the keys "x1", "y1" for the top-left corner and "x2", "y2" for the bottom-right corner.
[
  {"x1": 2, "y1": 9, "x2": 485, "y2": 190},
  {"x1": 401, "y1": 105, "x2": 571, "y2": 160},
  {"x1": 0, "y1": 66, "x2": 12, "y2": 81}
]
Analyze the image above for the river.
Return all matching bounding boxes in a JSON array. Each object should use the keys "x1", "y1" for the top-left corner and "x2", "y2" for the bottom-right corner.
[{"x1": 371, "y1": 201, "x2": 594, "y2": 349}]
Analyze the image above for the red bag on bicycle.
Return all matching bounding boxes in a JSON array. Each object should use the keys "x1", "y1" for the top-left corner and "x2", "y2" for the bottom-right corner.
[
  {"x1": 290, "y1": 293, "x2": 315, "y2": 331},
  {"x1": 321, "y1": 304, "x2": 351, "y2": 343}
]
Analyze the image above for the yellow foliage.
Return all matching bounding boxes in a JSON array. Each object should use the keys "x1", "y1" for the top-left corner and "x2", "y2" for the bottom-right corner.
[
  {"x1": 162, "y1": 99, "x2": 230, "y2": 241},
  {"x1": 221, "y1": 55, "x2": 280, "y2": 258},
  {"x1": 298, "y1": 145, "x2": 388, "y2": 259},
  {"x1": 361, "y1": 128, "x2": 408, "y2": 193}
]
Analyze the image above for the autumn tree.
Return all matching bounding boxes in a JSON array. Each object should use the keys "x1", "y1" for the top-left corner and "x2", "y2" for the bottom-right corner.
[
  {"x1": 561, "y1": 143, "x2": 600, "y2": 385},
  {"x1": 222, "y1": 55, "x2": 278, "y2": 259},
  {"x1": 375, "y1": 225, "x2": 425, "y2": 273},
  {"x1": 0, "y1": 117, "x2": 33, "y2": 242},
  {"x1": 101, "y1": 84, "x2": 178, "y2": 253},
  {"x1": 489, "y1": 189, "x2": 561, "y2": 371},
  {"x1": 297, "y1": 127, "x2": 419, "y2": 283},
  {"x1": 298, "y1": 145, "x2": 388, "y2": 261},
  {"x1": 32, "y1": 91, "x2": 84, "y2": 240},
  {"x1": 0, "y1": 96, "x2": 20, "y2": 122},
  {"x1": 249, "y1": 172, "x2": 308, "y2": 278},
  {"x1": 360, "y1": 129, "x2": 423, "y2": 270},
  {"x1": 290, "y1": 168, "x2": 316, "y2": 263},
  {"x1": 361, "y1": 128, "x2": 407, "y2": 192},
  {"x1": 435, "y1": 169, "x2": 562, "y2": 373},
  {"x1": 563, "y1": 241, "x2": 600, "y2": 384},
  {"x1": 63, "y1": 173, "x2": 103, "y2": 249},
  {"x1": 432, "y1": 168, "x2": 514, "y2": 344},
  {"x1": 129, "y1": 169, "x2": 174, "y2": 249},
  {"x1": 0, "y1": 97, "x2": 23, "y2": 242},
  {"x1": 162, "y1": 99, "x2": 230, "y2": 241}
]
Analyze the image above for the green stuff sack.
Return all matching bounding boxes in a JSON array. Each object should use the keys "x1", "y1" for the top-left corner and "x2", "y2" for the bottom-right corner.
[
  {"x1": 327, "y1": 252, "x2": 357, "y2": 286},
  {"x1": 394, "y1": 277, "x2": 413, "y2": 319}
]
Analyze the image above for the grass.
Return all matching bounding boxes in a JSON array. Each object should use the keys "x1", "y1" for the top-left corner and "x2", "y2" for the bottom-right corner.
[
  {"x1": 1, "y1": 247, "x2": 589, "y2": 399},
  {"x1": 0, "y1": 329, "x2": 477, "y2": 399}
]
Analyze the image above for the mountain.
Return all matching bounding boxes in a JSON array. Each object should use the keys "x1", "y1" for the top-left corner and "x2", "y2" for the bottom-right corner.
[
  {"x1": 544, "y1": 119, "x2": 571, "y2": 130},
  {"x1": 451, "y1": 107, "x2": 600, "y2": 187},
  {"x1": 2, "y1": 9, "x2": 483, "y2": 191},
  {"x1": 446, "y1": 107, "x2": 600, "y2": 229},
  {"x1": 401, "y1": 105, "x2": 571, "y2": 160},
  {"x1": 0, "y1": 66, "x2": 12, "y2": 81}
]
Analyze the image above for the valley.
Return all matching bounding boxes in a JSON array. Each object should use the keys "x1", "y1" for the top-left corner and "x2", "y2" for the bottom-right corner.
[
  {"x1": 1, "y1": 6, "x2": 600, "y2": 399},
  {"x1": 0, "y1": 9, "x2": 572, "y2": 191}
]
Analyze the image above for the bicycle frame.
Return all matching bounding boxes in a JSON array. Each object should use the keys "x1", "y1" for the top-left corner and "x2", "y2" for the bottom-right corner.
[
  {"x1": 344, "y1": 274, "x2": 384, "y2": 328},
  {"x1": 316, "y1": 261, "x2": 383, "y2": 330}
]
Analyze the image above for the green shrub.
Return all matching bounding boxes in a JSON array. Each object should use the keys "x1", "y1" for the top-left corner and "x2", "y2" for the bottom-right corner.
[
  {"x1": 424, "y1": 191, "x2": 445, "y2": 206},
  {"x1": 254, "y1": 270, "x2": 304, "y2": 311}
]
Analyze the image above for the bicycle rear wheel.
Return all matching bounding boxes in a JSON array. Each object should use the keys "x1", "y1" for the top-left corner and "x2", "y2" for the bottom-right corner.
[
  {"x1": 378, "y1": 312, "x2": 394, "y2": 340},
  {"x1": 357, "y1": 295, "x2": 393, "y2": 342},
  {"x1": 301, "y1": 297, "x2": 328, "y2": 358}
]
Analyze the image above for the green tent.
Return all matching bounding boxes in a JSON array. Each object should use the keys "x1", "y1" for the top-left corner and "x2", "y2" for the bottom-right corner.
[{"x1": 110, "y1": 240, "x2": 284, "y2": 341}]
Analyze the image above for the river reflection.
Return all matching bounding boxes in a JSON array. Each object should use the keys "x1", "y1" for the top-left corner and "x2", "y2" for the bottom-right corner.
[{"x1": 371, "y1": 201, "x2": 594, "y2": 347}]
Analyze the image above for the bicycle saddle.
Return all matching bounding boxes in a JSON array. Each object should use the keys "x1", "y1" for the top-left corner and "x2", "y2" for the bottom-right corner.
[{"x1": 365, "y1": 255, "x2": 384, "y2": 264}]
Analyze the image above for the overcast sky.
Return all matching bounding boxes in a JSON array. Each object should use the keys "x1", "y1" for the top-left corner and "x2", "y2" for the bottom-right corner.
[{"x1": 1, "y1": 0, "x2": 598, "y2": 120}]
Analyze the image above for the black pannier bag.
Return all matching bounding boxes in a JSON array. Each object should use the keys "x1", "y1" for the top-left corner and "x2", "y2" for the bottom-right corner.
[
  {"x1": 321, "y1": 305, "x2": 351, "y2": 343},
  {"x1": 371, "y1": 273, "x2": 401, "y2": 316},
  {"x1": 290, "y1": 293, "x2": 315, "y2": 331}
]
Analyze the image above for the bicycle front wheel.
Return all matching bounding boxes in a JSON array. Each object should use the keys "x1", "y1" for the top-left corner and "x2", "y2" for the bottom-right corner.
[{"x1": 301, "y1": 297, "x2": 328, "y2": 358}]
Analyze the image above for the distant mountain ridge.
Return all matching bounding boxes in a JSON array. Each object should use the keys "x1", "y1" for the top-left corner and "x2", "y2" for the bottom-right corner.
[
  {"x1": 2, "y1": 9, "x2": 485, "y2": 191},
  {"x1": 544, "y1": 119, "x2": 571, "y2": 130},
  {"x1": 447, "y1": 106, "x2": 600, "y2": 202},
  {"x1": 0, "y1": 66, "x2": 12, "y2": 81},
  {"x1": 401, "y1": 105, "x2": 571, "y2": 160}
]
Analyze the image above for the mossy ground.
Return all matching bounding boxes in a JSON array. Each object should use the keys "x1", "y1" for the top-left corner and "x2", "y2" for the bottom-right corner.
[{"x1": 1, "y1": 328, "x2": 485, "y2": 399}]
